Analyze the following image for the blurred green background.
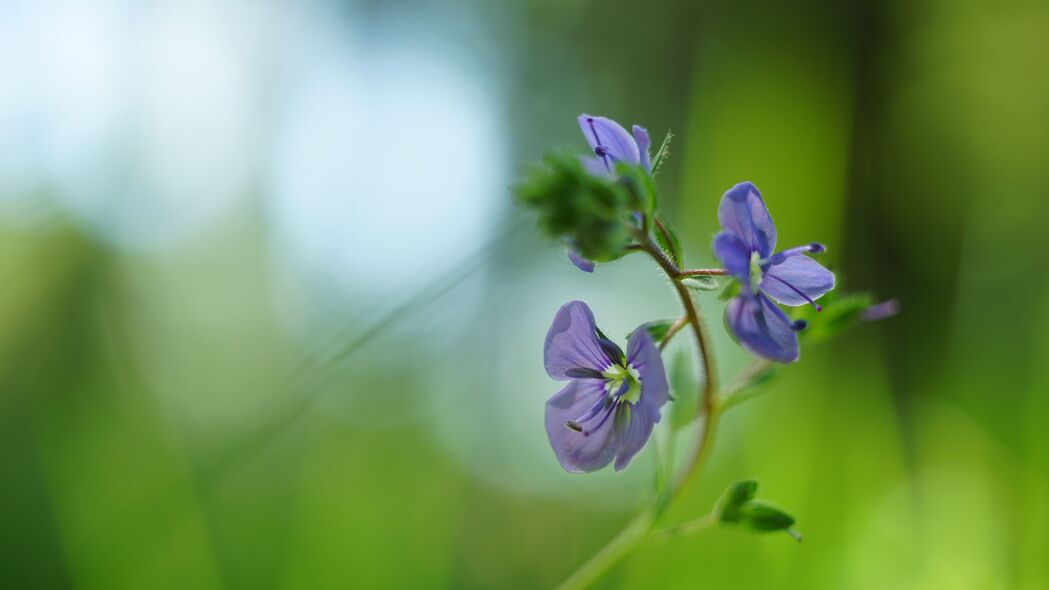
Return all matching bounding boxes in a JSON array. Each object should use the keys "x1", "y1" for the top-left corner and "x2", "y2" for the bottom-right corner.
[{"x1": 2, "y1": 0, "x2": 1047, "y2": 588}]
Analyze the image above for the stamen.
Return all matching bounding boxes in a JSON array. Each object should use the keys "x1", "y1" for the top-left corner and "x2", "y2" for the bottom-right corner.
[
  {"x1": 790, "y1": 319, "x2": 808, "y2": 331},
  {"x1": 586, "y1": 117, "x2": 614, "y2": 174},
  {"x1": 581, "y1": 402, "x2": 618, "y2": 436},
  {"x1": 762, "y1": 243, "x2": 827, "y2": 266},
  {"x1": 565, "y1": 421, "x2": 583, "y2": 432},
  {"x1": 763, "y1": 274, "x2": 823, "y2": 311},
  {"x1": 572, "y1": 395, "x2": 609, "y2": 425}
]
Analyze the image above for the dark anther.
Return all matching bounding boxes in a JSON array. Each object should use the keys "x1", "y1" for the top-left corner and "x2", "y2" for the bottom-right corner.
[{"x1": 790, "y1": 319, "x2": 808, "y2": 331}]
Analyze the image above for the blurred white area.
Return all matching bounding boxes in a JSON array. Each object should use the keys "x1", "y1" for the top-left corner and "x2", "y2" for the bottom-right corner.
[
  {"x1": 0, "y1": 0, "x2": 263, "y2": 245},
  {"x1": 268, "y1": 27, "x2": 503, "y2": 300},
  {"x1": 0, "y1": 0, "x2": 503, "y2": 295}
]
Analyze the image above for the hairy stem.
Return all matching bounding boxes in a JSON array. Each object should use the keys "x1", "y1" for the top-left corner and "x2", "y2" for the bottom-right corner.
[
  {"x1": 679, "y1": 268, "x2": 730, "y2": 277},
  {"x1": 637, "y1": 233, "x2": 719, "y2": 498}
]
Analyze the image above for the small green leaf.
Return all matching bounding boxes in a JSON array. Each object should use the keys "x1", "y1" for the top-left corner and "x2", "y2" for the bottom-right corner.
[
  {"x1": 682, "y1": 276, "x2": 719, "y2": 291},
  {"x1": 717, "y1": 480, "x2": 759, "y2": 523},
  {"x1": 739, "y1": 500, "x2": 796, "y2": 533},
  {"x1": 653, "y1": 215, "x2": 683, "y2": 267},
  {"x1": 514, "y1": 150, "x2": 635, "y2": 262},
  {"x1": 642, "y1": 320, "x2": 675, "y2": 345},
  {"x1": 650, "y1": 130, "x2": 673, "y2": 175}
]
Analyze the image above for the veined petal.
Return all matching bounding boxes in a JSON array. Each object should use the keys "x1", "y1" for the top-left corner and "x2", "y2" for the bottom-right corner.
[
  {"x1": 578, "y1": 114, "x2": 640, "y2": 166},
  {"x1": 761, "y1": 255, "x2": 835, "y2": 307},
  {"x1": 544, "y1": 301, "x2": 614, "y2": 379},
  {"x1": 717, "y1": 182, "x2": 777, "y2": 258},
  {"x1": 613, "y1": 402, "x2": 652, "y2": 471},
  {"x1": 566, "y1": 247, "x2": 595, "y2": 273},
  {"x1": 632, "y1": 125, "x2": 651, "y2": 172},
  {"x1": 545, "y1": 380, "x2": 618, "y2": 473},
  {"x1": 713, "y1": 231, "x2": 752, "y2": 282},
  {"x1": 726, "y1": 293, "x2": 799, "y2": 363}
]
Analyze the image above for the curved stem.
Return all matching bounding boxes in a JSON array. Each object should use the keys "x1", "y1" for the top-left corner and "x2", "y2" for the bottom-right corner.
[
  {"x1": 554, "y1": 509, "x2": 655, "y2": 590},
  {"x1": 638, "y1": 234, "x2": 719, "y2": 498},
  {"x1": 556, "y1": 231, "x2": 722, "y2": 590},
  {"x1": 659, "y1": 316, "x2": 688, "y2": 351}
]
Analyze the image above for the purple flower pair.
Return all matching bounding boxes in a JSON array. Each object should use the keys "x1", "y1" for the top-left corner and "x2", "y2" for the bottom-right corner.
[
  {"x1": 714, "y1": 182, "x2": 835, "y2": 363},
  {"x1": 566, "y1": 114, "x2": 652, "y2": 273},
  {"x1": 544, "y1": 301, "x2": 669, "y2": 473}
]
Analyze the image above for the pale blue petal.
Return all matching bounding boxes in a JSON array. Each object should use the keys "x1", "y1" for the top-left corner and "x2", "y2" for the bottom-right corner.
[
  {"x1": 761, "y1": 255, "x2": 835, "y2": 307},
  {"x1": 578, "y1": 114, "x2": 640, "y2": 166},
  {"x1": 544, "y1": 301, "x2": 613, "y2": 379},
  {"x1": 726, "y1": 294, "x2": 799, "y2": 363}
]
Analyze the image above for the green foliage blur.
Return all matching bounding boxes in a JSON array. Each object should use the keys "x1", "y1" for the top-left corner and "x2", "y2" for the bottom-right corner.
[{"x1": 3, "y1": 0, "x2": 1048, "y2": 588}]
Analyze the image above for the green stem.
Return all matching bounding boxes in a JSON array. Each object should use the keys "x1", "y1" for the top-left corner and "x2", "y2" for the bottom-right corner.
[
  {"x1": 554, "y1": 509, "x2": 656, "y2": 590},
  {"x1": 650, "y1": 512, "x2": 718, "y2": 544}
]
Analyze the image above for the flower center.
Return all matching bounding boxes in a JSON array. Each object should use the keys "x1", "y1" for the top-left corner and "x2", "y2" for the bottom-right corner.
[
  {"x1": 602, "y1": 363, "x2": 642, "y2": 405},
  {"x1": 749, "y1": 250, "x2": 763, "y2": 293}
]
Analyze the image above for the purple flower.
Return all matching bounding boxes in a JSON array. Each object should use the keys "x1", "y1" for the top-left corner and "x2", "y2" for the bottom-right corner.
[
  {"x1": 714, "y1": 182, "x2": 835, "y2": 363},
  {"x1": 544, "y1": 301, "x2": 669, "y2": 473},
  {"x1": 577, "y1": 114, "x2": 652, "y2": 177},
  {"x1": 566, "y1": 114, "x2": 652, "y2": 272}
]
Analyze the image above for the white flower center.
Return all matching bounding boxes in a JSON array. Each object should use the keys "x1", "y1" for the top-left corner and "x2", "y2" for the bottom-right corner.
[{"x1": 602, "y1": 363, "x2": 642, "y2": 405}]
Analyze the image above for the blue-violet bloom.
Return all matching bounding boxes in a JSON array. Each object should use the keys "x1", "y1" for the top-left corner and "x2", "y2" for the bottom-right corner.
[
  {"x1": 565, "y1": 114, "x2": 652, "y2": 272},
  {"x1": 714, "y1": 182, "x2": 835, "y2": 363},
  {"x1": 544, "y1": 300, "x2": 669, "y2": 473}
]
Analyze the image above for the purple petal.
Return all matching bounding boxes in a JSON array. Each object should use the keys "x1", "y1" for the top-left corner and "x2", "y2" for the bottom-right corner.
[
  {"x1": 632, "y1": 125, "x2": 651, "y2": 172},
  {"x1": 566, "y1": 247, "x2": 595, "y2": 273},
  {"x1": 608, "y1": 328, "x2": 669, "y2": 471},
  {"x1": 717, "y1": 182, "x2": 777, "y2": 258},
  {"x1": 577, "y1": 114, "x2": 640, "y2": 167},
  {"x1": 726, "y1": 294, "x2": 799, "y2": 363},
  {"x1": 626, "y1": 327, "x2": 669, "y2": 416},
  {"x1": 861, "y1": 299, "x2": 900, "y2": 322},
  {"x1": 713, "y1": 231, "x2": 752, "y2": 282},
  {"x1": 761, "y1": 255, "x2": 835, "y2": 307},
  {"x1": 544, "y1": 301, "x2": 613, "y2": 380},
  {"x1": 545, "y1": 380, "x2": 618, "y2": 473},
  {"x1": 613, "y1": 403, "x2": 651, "y2": 471}
]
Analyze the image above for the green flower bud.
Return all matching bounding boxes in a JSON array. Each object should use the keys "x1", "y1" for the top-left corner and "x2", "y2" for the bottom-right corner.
[{"x1": 515, "y1": 151, "x2": 634, "y2": 261}]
